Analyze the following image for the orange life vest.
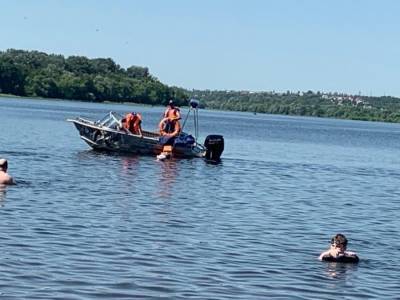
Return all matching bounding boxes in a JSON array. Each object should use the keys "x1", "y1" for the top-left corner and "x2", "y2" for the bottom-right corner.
[
  {"x1": 163, "y1": 106, "x2": 181, "y2": 119},
  {"x1": 123, "y1": 113, "x2": 142, "y2": 134}
]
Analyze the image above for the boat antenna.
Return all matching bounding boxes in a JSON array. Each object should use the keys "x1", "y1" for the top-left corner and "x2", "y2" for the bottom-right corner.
[{"x1": 180, "y1": 98, "x2": 200, "y2": 142}]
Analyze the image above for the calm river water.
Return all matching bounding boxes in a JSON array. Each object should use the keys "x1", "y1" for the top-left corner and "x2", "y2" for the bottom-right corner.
[{"x1": 1, "y1": 97, "x2": 400, "y2": 299}]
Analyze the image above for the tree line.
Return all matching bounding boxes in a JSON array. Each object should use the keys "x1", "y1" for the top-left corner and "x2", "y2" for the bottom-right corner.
[
  {"x1": 1, "y1": 49, "x2": 400, "y2": 123},
  {"x1": 190, "y1": 90, "x2": 400, "y2": 123},
  {"x1": 0, "y1": 49, "x2": 188, "y2": 106}
]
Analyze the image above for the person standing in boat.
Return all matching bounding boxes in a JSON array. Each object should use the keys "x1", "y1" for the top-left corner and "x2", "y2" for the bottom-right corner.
[
  {"x1": 0, "y1": 159, "x2": 15, "y2": 185},
  {"x1": 319, "y1": 233, "x2": 359, "y2": 263},
  {"x1": 159, "y1": 116, "x2": 181, "y2": 138},
  {"x1": 163, "y1": 100, "x2": 181, "y2": 120},
  {"x1": 157, "y1": 116, "x2": 182, "y2": 160},
  {"x1": 121, "y1": 112, "x2": 143, "y2": 137}
]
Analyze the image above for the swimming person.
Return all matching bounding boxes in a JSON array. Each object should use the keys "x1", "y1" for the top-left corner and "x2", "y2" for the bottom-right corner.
[
  {"x1": 319, "y1": 233, "x2": 359, "y2": 263},
  {"x1": 0, "y1": 159, "x2": 15, "y2": 185}
]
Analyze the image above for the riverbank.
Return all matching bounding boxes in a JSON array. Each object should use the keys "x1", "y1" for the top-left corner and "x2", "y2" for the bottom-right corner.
[
  {"x1": 2, "y1": 92, "x2": 400, "y2": 124},
  {"x1": 0, "y1": 93, "x2": 163, "y2": 109}
]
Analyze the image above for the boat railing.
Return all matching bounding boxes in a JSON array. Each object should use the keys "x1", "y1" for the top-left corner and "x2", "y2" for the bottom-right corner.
[
  {"x1": 95, "y1": 111, "x2": 123, "y2": 129},
  {"x1": 110, "y1": 111, "x2": 123, "y2": 125}
]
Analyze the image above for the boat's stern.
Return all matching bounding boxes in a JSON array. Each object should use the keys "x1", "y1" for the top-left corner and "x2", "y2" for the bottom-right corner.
[{"x1": 204, "y1": 135, "x2": 224, "y2": 162}]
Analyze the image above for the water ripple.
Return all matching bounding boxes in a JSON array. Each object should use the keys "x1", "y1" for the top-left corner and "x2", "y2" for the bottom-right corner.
[{"x1": 1, "y1": 99, "x2": 400, "y2": 299}]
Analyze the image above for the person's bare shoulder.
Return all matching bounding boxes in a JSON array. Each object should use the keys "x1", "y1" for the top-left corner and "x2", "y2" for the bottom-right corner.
[{"x1": 1, "y1": 175, "x2": 15, "y2": 185}]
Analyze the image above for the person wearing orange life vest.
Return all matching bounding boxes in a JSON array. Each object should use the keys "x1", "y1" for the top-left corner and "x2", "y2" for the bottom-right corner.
[
  {"x1": 163, "y1": 100, "x2": 181, "y2": 120},
  {"x1": 159, "y1": 115, "x2": 181, "y2": 138},
  {"x1": 157, "y1": 116, "x2": 181, "y2": 160},
  {"x1": 121, "y1": 112, "x2": 143, "y2": 137}
]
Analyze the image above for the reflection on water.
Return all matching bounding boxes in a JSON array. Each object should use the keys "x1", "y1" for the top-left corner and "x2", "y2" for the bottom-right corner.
[
  {"x1": 120, "y1": 155, "x2": 140, "y2": 177},
  {"x1": 323, "y1": 261, "x2": 359, "y2": 280},
  {"x1": 0, "y1": 185, "x2": 6, "y2": 206},
  {"x1": 157, "y1": 159, "x2": 179, "y2": 198},
  {"x1": 1, "y1": 98, "x2": 400, "y2": 299},
  {"x1": 121, "y1": 155, "x2": 140, "y2": 171}
]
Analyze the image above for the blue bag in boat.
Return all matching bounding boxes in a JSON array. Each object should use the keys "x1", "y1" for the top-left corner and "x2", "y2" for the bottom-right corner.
[{"x1": 173, "y1": 133, "x2": 195, "y2": 148}]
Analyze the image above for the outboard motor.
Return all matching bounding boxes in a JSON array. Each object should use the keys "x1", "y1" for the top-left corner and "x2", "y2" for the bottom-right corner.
[{"x1": 204, "y1": 135, "x2": 224, "y2": 162}]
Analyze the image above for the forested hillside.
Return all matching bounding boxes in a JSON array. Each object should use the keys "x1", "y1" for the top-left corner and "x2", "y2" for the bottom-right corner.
[
  {"x1": 190, "y1": 90, "x2": 400, "y2": 123},
  {"x1": 2, "y1": 49, "x2": 400, "y2": 123},
  {"x1": 0, "y1": 49, "x2": 188, "y2": 106}
]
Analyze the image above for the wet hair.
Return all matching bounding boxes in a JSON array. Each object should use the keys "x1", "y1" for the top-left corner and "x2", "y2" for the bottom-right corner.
[
  {"x1": 0, "y1": 159, "x2": 8, "y2": 171},
  {"x1": 331, "y1": 233, "x2": 348, "y2": 248},
  {"x1": 168, "y1": 100, "x2": 174, "y2": 106}
]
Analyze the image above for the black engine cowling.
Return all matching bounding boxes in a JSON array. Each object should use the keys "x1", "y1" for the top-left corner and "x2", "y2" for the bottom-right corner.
[{"x1": 204, "y1": 135, "x2": 224, "y2": 161}]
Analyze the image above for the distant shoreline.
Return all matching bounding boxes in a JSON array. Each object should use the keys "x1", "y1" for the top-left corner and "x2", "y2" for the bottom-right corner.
[
  {"x1": 0, "y1": 93, "x2": 164, "y2": 108},
  {"x1": 3, "y1": 91, "x2": 399, "y2": 124},
  {"x1": 2, "y1": 93, "x2": 399, "y2": 125}
]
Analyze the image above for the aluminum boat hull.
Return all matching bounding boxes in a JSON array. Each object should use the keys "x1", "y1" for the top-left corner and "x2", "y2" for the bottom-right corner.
[{"x1": 68, "y1": 117, "x2": 206, "y2": 158}]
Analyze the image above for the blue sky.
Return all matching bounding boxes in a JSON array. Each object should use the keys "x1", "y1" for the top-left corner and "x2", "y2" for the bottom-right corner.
[{"x1": 1, "y1": 0, "x2": 399, "y2": 96}]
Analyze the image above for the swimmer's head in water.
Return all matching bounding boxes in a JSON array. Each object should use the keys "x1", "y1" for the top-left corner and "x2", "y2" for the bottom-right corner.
[
  {"x1": 331, "y1": 233, "x2": 348, "y2": 249},
  {"x1": 0, "y1": 159, "x2": 7, "y2": 171}
]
